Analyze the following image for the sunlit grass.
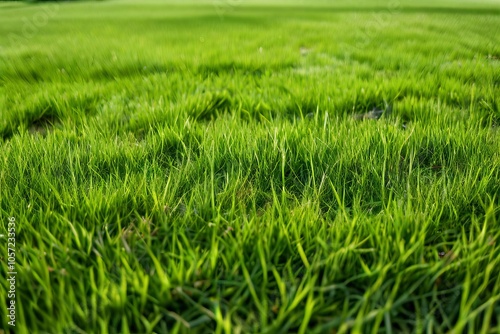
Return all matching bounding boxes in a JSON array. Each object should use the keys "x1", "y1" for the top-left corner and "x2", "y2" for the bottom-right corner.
[{"x1": 0, "y1": 0, "x2": 499, "y2": 332}]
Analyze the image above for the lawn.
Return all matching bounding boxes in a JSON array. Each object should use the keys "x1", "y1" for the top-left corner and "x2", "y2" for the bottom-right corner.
[{"x1": 0, "y1": 0, "x2": 500, "y2": 333}]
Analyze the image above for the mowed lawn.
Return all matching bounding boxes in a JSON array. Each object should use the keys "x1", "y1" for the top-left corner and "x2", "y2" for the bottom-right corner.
[{"x1": 1, "y1": 0, "x2": 500, "y2": 333}]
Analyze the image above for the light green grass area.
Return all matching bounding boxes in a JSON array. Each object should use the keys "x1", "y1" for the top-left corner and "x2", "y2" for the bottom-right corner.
[{"x1": 0, "y1": 0, "x2": 500, "y2": 332}]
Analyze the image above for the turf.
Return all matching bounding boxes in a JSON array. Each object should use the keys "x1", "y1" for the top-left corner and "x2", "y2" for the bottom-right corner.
[{"x1": 0, "y1": 0, "x2": 500, "y2": 333}]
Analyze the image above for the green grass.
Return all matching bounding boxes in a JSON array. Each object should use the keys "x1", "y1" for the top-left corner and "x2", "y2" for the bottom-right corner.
[{"x1": 1, "y1": 0, "x2": 500, "y2": 332}]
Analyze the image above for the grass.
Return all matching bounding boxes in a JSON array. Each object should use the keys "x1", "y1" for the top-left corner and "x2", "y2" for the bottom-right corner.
[{"x1": 0, "y1": 0, "x2": 500, "y2": 332}]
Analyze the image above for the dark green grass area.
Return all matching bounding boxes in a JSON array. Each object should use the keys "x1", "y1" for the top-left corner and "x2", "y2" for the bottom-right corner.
[{"x1": 1, "y1": 0, "x2": 500, "y2": 333}]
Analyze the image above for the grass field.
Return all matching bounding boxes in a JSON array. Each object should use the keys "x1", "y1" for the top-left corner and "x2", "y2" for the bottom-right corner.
[{"x1": 1, "y1": 0, "x2": 500, "y2": 333}]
